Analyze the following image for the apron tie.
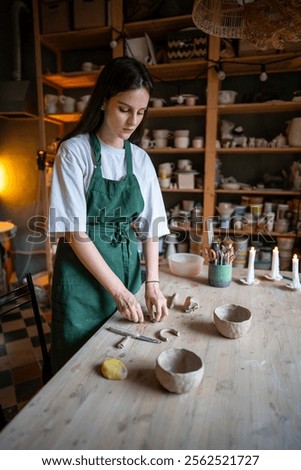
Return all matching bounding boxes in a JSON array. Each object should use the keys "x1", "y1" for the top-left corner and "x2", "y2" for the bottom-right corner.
[{"x1": 111, "y1": 222, "x2": 130, "y2": 247}]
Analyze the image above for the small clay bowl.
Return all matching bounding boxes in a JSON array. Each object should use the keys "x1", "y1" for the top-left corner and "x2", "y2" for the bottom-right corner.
[
  {"x1": 213, "y1": 304, "x2": 252, "y2": 339},
  {"x1": 155, "y1": 348, "x2": 204, "y2": 394}
]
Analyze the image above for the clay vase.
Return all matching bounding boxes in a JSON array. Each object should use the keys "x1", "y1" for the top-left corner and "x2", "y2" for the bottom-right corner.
[{"x1": 287, "y1": 118, "x2": 301, "y2": 147}]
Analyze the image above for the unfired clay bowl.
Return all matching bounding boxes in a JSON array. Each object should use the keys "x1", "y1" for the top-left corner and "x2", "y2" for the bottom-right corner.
[
  {"x1": 213, "y1": 304, "x2": 252, "y2": 339},
  {"x1": 155, "y1": 348, "x2": 204, "y2": 394}
]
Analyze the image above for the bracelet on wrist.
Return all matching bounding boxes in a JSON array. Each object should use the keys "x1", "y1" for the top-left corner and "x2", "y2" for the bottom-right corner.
[{"x1": 145, "y1": 280, "x2": 160, "y2": 284}]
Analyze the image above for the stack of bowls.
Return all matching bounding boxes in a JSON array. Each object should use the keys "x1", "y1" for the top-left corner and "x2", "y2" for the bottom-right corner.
[
  {"x1": 278, "y1": 237, "x2": 295, "y2": 271},
  {"x1": 232, "y1": 235, "x2": 249, "y2": 268}
]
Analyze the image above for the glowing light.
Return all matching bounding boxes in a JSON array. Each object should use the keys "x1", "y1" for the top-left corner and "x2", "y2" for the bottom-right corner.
[{"x1": 0, "y1": 154, "x2": 37, "y2": 206}]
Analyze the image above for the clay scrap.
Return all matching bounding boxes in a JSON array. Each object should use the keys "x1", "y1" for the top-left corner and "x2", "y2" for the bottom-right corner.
[
  {"x1": 167, "y1": 292, "x2": 179, "y2": 309},
  {"x1": 183, "y1": 296, "x2": 199, "y2": 313},
  {"x1": 158, "y1": 328, "x2": 180, "y2": 342}
]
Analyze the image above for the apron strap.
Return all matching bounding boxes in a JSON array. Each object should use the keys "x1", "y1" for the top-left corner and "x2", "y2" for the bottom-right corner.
[
  {"x1": 89, "y1": 133, "x2": 101, "y2": 166},
  {"x1": 124, "y1": 140, "x2": 133, "y2": 175},
  {"x1": 90, "y1": 134, "x2": 133, "y2": 175}
]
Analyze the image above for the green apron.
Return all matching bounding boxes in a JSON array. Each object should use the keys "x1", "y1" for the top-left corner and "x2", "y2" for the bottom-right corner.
[{"x1": 50, "y1": 135, "x2": 144, "y2": 373}]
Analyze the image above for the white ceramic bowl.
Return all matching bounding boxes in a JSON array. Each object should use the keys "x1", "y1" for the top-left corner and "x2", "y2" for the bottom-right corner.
[
  {"x1": 155, "y1": 348, "x2": 204, "y2": 394},
  {"x1": 216, "y1": 205, "x2": 235, "y2": 217},
  {"x1": 221, "y1": 182, "x2": 240, "y2": 190},
  {"x1": 218, "y1": 90, "x2": 238, "y2": 104},
  {"x1": 168, "y1": 253, "x2": 204, "y2": 277},
  {"x1": 213, "y1": 304, "x2": 252, "y2": 339}
]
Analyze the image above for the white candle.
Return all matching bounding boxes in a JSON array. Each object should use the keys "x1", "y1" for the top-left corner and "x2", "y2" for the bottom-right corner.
[
  {"x1": 246, "y1": 246, "x2": 256, "y2": 283},
  {"x1": 292, "y1": 254, "x2": 301, "y2": 289},
  {"x1": 271, "y1": 247, "x2": 280, "y2": 279}
]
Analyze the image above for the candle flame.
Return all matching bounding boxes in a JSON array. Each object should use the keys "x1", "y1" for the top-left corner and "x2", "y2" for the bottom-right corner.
[{"x1": 293, "y1": 254, "x2": 298, "y2": 260}]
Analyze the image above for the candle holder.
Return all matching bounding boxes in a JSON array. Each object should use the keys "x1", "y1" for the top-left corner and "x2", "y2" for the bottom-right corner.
[
  {"x1": 286, "y1": 281, "x2": 301, "y2": 291},
  {"x1": 240, "y1": 246, "x2": 260, "y2": 285},
  {"x1": 264, "y1": 273, "x2": 283, "y2": 281},
  {"x1": 264, "y1": 247, "x2": 282, "y2": 281},
  {"x1": 240, "y1": 277, "x2": 260, "y2": 286},
  {"x1": 286, "y1": 254, "x2": 301, "y2": 290}
]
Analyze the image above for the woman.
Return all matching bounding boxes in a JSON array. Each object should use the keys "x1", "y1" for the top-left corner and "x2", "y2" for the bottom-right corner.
[{"x1": 49, "y1": 57, "x2": 169, "y2": 373}]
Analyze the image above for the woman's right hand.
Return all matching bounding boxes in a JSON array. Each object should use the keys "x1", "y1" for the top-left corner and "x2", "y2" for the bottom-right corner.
[{"x1": 113, "y1": 288, "x2": 144, "y2": 323}]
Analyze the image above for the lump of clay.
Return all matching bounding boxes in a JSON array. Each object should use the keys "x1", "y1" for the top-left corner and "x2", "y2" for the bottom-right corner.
[
  {"x1": 183, "y1": 296, "x2": 199, "y2": 313},
  {"x1": 100, "y1": 357, "x2": 128, "y2": 380}
]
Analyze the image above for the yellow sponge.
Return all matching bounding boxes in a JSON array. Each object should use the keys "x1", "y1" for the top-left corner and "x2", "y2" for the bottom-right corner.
[{"x1": 100, "y1": 357, "x2": 128, "y2": 380}]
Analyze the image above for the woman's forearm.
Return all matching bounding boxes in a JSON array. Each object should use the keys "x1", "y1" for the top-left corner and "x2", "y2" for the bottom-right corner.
[
  {"x1": 142, "y1": 237, "x2": 160, "y2": 281},
  {"x1": 66, "y1": 232, "x2": 144, "y2": 323}
]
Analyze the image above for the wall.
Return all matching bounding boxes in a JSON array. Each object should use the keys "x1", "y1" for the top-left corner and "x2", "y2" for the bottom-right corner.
[{"x1": 0, "y1": 0, "x2": 46, "y2": 280}]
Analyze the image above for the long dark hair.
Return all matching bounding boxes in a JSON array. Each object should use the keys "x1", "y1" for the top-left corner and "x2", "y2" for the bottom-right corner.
[{"x1": 60, "y1": 56, "x2": 154, "y2": 145}]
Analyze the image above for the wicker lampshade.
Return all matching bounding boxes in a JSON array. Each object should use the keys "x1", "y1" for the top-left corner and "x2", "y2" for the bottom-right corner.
[
  {"x1": 192, "y1": 0, "x2": 247, "y2": 39},
  {"x1": 192, "y1": 0, "x2": 301, "y2": 50}
]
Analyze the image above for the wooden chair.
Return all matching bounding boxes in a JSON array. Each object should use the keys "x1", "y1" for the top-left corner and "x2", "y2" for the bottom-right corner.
[{"x1": 0, "y1": 272, "x2": 52, "y2": 429}]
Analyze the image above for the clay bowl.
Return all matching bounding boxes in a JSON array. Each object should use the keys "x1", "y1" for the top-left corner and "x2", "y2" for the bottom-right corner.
[
  {"x1": 213, "y1": 304, "x2": 252, "y2": 339},
  {"x1": 155, "y1": 348, "x2": 204, "y2": 394},
  {"x1": 168, "y1": 253, "x2": 204, "y2": 277}
]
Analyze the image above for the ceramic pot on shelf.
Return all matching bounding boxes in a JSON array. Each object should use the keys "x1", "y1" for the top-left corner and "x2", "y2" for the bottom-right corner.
[{"x1": 287, "y1": 118, "x2": 301, "y2": 147}]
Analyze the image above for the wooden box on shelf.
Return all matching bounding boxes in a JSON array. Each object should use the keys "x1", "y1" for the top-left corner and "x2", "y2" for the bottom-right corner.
[
  {"x1": 41, "y1": 0, "x2": 71, "y2": 34},
  {"x1": 73, "y1": 0, "x2": 107, "y2": 29},
  {"x1": 167, "y1": 28, "x2": 207, "y2": 61}
]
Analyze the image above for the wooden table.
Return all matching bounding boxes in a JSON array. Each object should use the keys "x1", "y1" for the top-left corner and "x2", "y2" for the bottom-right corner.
[{"x1": 0, "y1": 266, "x2": 300, "y2": 450}]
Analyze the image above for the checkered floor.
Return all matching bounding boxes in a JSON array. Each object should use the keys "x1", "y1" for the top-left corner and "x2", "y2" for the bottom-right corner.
[{"x1": 0, "y1": 306, "x2": 51, "y2": 423}]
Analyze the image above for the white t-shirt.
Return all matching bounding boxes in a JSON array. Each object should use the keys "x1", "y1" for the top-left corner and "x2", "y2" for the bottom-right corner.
[{"x1": 48, "y1": 134, "x2": 169, "y2": 240}]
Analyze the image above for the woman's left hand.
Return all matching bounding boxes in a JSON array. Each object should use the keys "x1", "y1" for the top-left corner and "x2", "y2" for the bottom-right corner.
[{"x1": 145, "y1": 282, "x2": 169, "y2": 322}]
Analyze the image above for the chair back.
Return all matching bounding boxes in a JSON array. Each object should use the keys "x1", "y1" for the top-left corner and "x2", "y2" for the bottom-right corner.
[{"x1": 0, "y1": 272, "x2": 52, "y2": 385}]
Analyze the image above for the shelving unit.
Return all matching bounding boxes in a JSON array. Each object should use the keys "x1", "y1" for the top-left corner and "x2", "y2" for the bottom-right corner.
[{"x1": 32, "y1": 0, "x2": 301, "y2": 270}]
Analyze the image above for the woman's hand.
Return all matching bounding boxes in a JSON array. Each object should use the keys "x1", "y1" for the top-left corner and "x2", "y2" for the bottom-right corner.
[
  {"x1": 145, "y1": 282, "x2": 169, "y2": 322},
  {"x1": 113, "y1": 288, "x2": 144, "y2": 323}
]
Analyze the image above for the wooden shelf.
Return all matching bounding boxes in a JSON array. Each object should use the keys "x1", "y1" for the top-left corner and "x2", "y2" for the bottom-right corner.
[
  {"x1": 148, "y1": 147, "x2": 205, "y2": 155},
  {"x1": 215, "y1": 228, "x2": 300, "y2": 238},
  {"x1": 217, "y1": 146, "x2": 301, "y2": 154},
  {"x1": 216, "y1": 189, "x2": 300, "y2": 196},
  {"x1": 42, "y1": 61, "x2": 208, "y2": 90},
  {"x1": 0, "y1": 112, "x2": 39, "y2": 120},
  {"x1": 218, "y1": 101, "x2": 301, "y2": 115},
  {"x1": 124, "y1": 15, "x2": 194, "y2": 41},
  {"x1": 148, "y1": 105, "x2": 206, "y2": 117},
  {"x1": 222, "y1": 51, "x2": 301, "y2": 77},
  {"x1": 40, "y1": 27, "x2": 111, "y2": 52},
  {"x1": 148, "y1": 60, "x2": 208, "y2": 81},
  {"x1": 161, "y1": 188, "x2": 203, "y2": 193},
  {"x1": 43, "y1": 71, "x2": 101, "y2": 90},
  {"x1": 44, "y1": 113, "x2": 80, "y2": 124}
]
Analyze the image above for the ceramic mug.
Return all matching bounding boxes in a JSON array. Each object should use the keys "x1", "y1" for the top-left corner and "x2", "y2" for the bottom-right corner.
[
  {"x1": 59, "y1": 95, "x2": 76, "y2": 113},
  {"x1": 142, "y1": 138, "x2": 155, "y2": 149},
  {"x1": 154, "y1": 138, "x2": 168, "y2": 148},
  {"x1": 81, "y1": 61, "x2": 94, "y2": 72},
  {"x1": 44, "y1": 94, "x2": 58, "y2": 113},
  {"x1": 159, "y1": 177, "x2": 171, "y2": 189},
  {"x1": 158, "y1": 162, "x2": 174, "y2": 177},
  {"x1": 153, "y1": 129, "x2": 172, "y2": 139},
  {"x1": 174, "y1": 137, "x2": 189, "y2": 148},
  {"x1": 177, "y1": 159, "x2": 192, "y2": 171},
  {"x1": 192, "y1": 136, "x2": 204, "y2": 148},
  {"x1": 76, "y1": 101, "x2": 87, "y2": 112},
  {"x1": 151, "y1": 98, "x2": 166, "y2": 108},
  {"x1": 174, "y1": 129, "x2": 190, "y2": 138}
]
